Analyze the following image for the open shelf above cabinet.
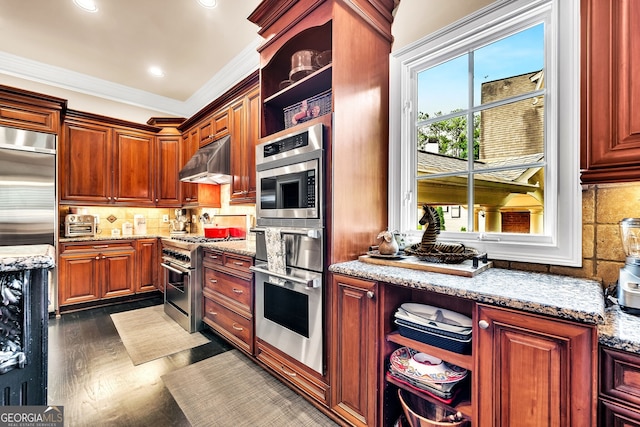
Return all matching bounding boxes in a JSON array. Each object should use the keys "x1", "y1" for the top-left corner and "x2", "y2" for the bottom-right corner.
[{"x1": 263, "y1": 65, "x2": 332, "y2": 109}]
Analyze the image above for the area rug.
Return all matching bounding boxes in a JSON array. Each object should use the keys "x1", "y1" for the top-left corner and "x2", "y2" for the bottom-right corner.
[
  {"x1": 110, "y1": 304, "x2": 209, "y2": 365},
  {"x1": 162, "y1": 350, "x2": 339, "y2": 427}
]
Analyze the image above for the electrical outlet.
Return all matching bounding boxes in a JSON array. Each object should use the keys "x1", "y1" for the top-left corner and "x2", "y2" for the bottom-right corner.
[
  {"x1": 192, "y1": 214, "x2": 197, "y2": 223},
  {"x1": 162, "y1": 214, "x2": 169, "y2": 223}
]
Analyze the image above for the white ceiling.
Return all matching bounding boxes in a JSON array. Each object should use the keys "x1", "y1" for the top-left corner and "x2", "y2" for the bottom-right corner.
[{"x1": 0, "y1": 0, "x2": 262, "y2": 117}]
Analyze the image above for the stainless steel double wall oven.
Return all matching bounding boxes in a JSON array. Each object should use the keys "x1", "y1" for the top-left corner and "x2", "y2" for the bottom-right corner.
[{"x1": 252, "y1": 123, "x2": 326, "y2": 375}]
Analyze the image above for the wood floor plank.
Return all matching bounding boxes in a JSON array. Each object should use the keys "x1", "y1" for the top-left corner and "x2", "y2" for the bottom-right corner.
[{"x1": 47, "y1": 297, "x2": 232, "y2": 426}]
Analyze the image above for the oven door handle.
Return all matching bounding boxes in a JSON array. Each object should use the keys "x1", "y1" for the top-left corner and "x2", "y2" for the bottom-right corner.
[
  {"x1": 249, "y1": 265, "x2": 321, "y2": 289},
  {"x1": 250, "y1": 227, "x2": 321, "y2": 239},
  {"x1": 161, "y1": 262, "x2": 189, "y2": 275}
]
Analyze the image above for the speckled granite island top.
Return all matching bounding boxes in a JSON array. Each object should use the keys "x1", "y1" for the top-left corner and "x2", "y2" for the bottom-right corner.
[
  {"x1": 329, "y1": 260, "x2": 605, "y2": 325},
  {"x1": 599, "y1": 305, "x2": 640, "y2": 353},
  {"x1": 0, "y1": 245, "x2": 56, "y2": 272}
]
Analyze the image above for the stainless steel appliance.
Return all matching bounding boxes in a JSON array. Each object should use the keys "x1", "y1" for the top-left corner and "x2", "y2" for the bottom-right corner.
[
  {"x1": 0, "y1": 126, "x2": 57, "y2": 312},
  {"x1": 161, "y1": 234, "x2": 246, "y2": 333},
  {"x1": 161, "y1": 238, "x2": 202, "y2": 333},
  {"x1": 64, "y1": 214, "x2": 97, "y2": 237},
  {"x1": 619, "y1": 218, "x2": 640, "y2": 314},
  {"x1": 255, "y1": 123, "x2": 323, "y2": 225},
  {"x1": 251, "y1": 226, "x2": 325, "y2": 375},
  {"x1": 179, "y1": 135, "x2": 232, "y2": 184}
]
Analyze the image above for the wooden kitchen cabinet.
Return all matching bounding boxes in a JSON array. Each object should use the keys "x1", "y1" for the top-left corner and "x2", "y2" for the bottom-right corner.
[
  {"x1": 229, "y1": 85, "x2": 260, "y2": 204},
  {"x1": 330, "y1": 274, "x2": 379, "y2": 427},
  {"x1": 0, "y1": 85, "x2": 66, "y2": 134},
  {"x1": 136, "y1": 238, "x2": 158, "y2": 293},
  {"x1": 199, "y1": 108, "x2": 230, "y2": 147},
  {"x1": 179, "y1": 76, "x2": 260, "y2": 206},
  {"x1": 201, "y1": 248, "x2": 254, "y2": 355},
  {"x1": 60, "y1": 110, "x2": 160, "y2": 206},
  {"x1": 112, "y1": 127, "x2": 155, "y2": 206},
  {"x1": 59, "y1": 241, "x2": 136, "y2": 306},
  {"x1": 599, "y1": 346, "x2": 640, "y2": 426},
  {"x1": 181, "y1": 127, "x2": 199, "y2": 205},
  {"x1": 475, "y1": 304, "x2": 597, "y2": 427},
  {"x1": 581, "y1": 0, "x2": 640, "y2": 184},
  {"x1": 148, "y1": 117, "x2": 185, "y2": 207}
]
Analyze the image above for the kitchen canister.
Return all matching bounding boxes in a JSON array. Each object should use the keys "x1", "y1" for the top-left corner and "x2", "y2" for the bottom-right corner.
[
  {"x1": 133, "y1": 214, "x2": 147, "y2": 235},
  {"x1": 122, "y1": 222, "x2": 133, "y2": 236}
]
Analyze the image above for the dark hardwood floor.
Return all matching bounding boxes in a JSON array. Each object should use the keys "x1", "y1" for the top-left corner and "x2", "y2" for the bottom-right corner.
[{"x1": 47, "y1": 296, "x2": 232, "y2": 427}]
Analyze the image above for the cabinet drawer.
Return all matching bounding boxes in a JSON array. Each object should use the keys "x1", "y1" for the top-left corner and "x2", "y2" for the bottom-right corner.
[
  {"x1": 256, "y1": 340, "x2": 329, "y2": 406},
  {"x1": 203, "y1": 298, "x2": 253, "y2": 353},
  {"x1": 223, "y1": 253, "x2": 253, "y2": 273},
  {"x1": 601, "y1": 346, "x2": 640, "y2": 408},
  {"x1": 202, "y1": 249, "x2": 224, "y2": 267},
  {"x1": 203, "y1": 268, "x2": 251, "y2": 312},
  {"x1": 61, "y1": 241, "x2": 134, "y2": 253}
]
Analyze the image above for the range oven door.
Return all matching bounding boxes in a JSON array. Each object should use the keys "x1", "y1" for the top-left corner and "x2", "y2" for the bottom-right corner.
[
  {"x1": 251, "y1": 263, "x2": 324, "y2": 375},
  {"x1": 161, "y1": 261, "x2": 191, "y2": 315}
]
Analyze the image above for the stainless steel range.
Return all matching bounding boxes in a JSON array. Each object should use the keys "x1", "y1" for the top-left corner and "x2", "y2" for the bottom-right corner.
[
  {"x1": 161, "y1": 234, "x2": 246, "y2": 333},
  {"x1": 161, "y1": 237, "x2": 202, "y2": 333}
]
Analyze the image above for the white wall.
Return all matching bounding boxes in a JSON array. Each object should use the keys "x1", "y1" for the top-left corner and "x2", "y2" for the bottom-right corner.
[
  {"x1": 392, "y1": 0, "x2": 494, "y2": 52},
  {"x1": 0, "y1": 74, "x2": 173, "y2": 125}
]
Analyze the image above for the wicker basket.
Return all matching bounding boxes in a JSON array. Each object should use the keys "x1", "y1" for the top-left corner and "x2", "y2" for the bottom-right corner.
[
  {"x1": 284, "y1": 89, "x2": 332, "y2": 128},
  {"x1": 404, "y1": 244, "x2": 479, "y2": 264},
  {"x1": 398, "y1": 389, "x2": 467, "y2": 427}
]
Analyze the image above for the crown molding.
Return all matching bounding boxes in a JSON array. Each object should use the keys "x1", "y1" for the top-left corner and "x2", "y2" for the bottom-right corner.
[{"x1": 0, "y1": 37, "x2": 261, "y2": 118}]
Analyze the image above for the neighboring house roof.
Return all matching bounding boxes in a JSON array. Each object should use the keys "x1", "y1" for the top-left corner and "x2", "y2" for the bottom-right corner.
[{"x1": 417, "y1": 151, "x2": 544, "y2": 187}]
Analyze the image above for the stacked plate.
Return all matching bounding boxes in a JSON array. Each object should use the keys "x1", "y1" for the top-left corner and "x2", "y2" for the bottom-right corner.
[
  {"x1": 388, "y1": 347, "x2": 467, "y2": 402},
  {"x1": 394, "y1": 303, "x2": 472, "y2": 354}
]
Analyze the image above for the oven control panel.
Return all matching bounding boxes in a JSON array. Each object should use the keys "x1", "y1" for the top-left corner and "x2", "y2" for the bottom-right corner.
[{"x1": 162, "y1": 247, "x2": 191, "y2": 263}]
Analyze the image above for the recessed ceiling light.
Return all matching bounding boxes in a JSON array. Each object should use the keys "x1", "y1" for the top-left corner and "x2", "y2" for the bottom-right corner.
[
  {"x1": 148, "y1": 66, "x2": 165, "y2": 77},
  {"x1": 73, "y1": 0, "x2": 98, "y2": 13},
  {"x1": 197, "y1": 0, "x2": 217, "y2": 9}
]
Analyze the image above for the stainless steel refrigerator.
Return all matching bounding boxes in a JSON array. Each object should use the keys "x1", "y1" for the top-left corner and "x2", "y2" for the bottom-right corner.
[{"x1": 0, "y1": 126, "x2": 57, "y2": 312}]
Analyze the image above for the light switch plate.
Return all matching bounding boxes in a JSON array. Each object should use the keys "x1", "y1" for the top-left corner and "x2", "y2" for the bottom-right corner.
[{"x1": 162, "y1": 214, "x2": 169, "y2": 223}]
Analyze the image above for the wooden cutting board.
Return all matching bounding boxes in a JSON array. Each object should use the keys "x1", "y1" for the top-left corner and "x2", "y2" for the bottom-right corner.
[{"x1": 358, "y1": 254, "x2": 492, "y2": 277}]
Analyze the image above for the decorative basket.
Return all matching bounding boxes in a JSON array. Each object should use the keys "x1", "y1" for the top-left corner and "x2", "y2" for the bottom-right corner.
[
  {"x1": 284, "y1": 89, "x2": 332, "y2": 129},
  {"x1": 404, "y1": 243, "x2": 479, "y2": 264}
]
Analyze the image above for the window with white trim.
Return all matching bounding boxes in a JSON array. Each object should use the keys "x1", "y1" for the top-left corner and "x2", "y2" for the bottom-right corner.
[{"x1": 389, "y1": 0, "x2": 581, "y2": 266}]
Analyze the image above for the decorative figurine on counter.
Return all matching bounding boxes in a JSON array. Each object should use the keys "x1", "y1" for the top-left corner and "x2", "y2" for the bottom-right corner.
[
  {"x1": 404, "y1": 204, "x2": 477, "y2": 263},
  {"x1": 377, "y1": 230, "x2": 399, "y2": 255}
]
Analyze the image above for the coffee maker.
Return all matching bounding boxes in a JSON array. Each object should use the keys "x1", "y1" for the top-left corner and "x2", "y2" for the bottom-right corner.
[{"x1": 618, "y1": 218, "x2": 640, "y2": 314}]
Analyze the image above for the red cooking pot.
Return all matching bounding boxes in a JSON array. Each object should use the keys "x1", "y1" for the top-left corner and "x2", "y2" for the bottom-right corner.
[{"x1": 204, "y1": 226, "x2": 229, "y2": 239}]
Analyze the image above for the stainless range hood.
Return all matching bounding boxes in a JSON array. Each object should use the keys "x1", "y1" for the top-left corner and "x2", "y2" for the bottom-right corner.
[{"x1": 179, "y1": 135, "x2": 231, "y2": 184}]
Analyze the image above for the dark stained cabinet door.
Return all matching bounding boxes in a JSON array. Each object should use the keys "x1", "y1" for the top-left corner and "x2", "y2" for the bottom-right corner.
[
  {"x1": 181, "y1": 127, "x2": 199, "y2": 204},
  {"x1": 331, "y1": 274, "x2": 378, "y2": 427},
  {"x1": 136, "y1": 238, "x2": 158, "y2": 293},
  {"x1": 60, "y1": 121, "x2": 112, "y2": 204},
  {"x1": 581, "y1": 0, "x2": 640, "y2": 183},
  {"x1": 230, "y1": 85, "x2": 259, "y2": 204},
  {"x1": 475, "y1": 304, "x2": 596, "y2": 427},
  {"x1": 58, "y1": 252, "x2": 101, "y2": 305},
  {"x1": 101, "y1": 249, "x2": 135, "y2": 298},
  {"x1": 112, "y1": 129, "x2": 155, "y2": 206},
  {"x1": 156, "y1": 136, "x2": 181, "y2": 206}
]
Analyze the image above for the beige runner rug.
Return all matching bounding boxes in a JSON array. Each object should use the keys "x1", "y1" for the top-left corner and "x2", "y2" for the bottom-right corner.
[
  {"x1": 162, "y1": 349, "x2": 339, "y2": 427},
  {"x1": 110, "y1": 304, "x2": 209, "y2": 365}
]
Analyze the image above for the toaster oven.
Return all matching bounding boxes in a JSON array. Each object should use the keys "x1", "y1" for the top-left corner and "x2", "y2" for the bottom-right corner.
[{"x1": 64, "y1": 214, "x2": 97, "y2": 238}]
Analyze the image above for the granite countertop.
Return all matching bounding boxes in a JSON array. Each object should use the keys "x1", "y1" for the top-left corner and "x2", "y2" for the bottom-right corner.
[
  {"x1": 0, "y1": 245, "x2": 56, "y2": 272},
  {"x1": 330, "y1": 260, "x2": 640, "y2": 354},
  {"x1": 598, "y1": 304, "x2": 640, "y2": 353},
  {"x1": 59, "y1": 234, "x2": 166, "y2": 243},
  {"x1": 329, "y1": 260, "x2": 605, "y2": 325},
  {"x1": 200, "y1": 240, "x2": 256, "y2": 257}
]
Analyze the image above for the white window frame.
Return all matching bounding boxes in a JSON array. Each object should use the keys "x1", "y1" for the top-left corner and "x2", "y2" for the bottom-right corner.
[{"x1": 389, "y1": 0, "x2": 581, "y2": 266}]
